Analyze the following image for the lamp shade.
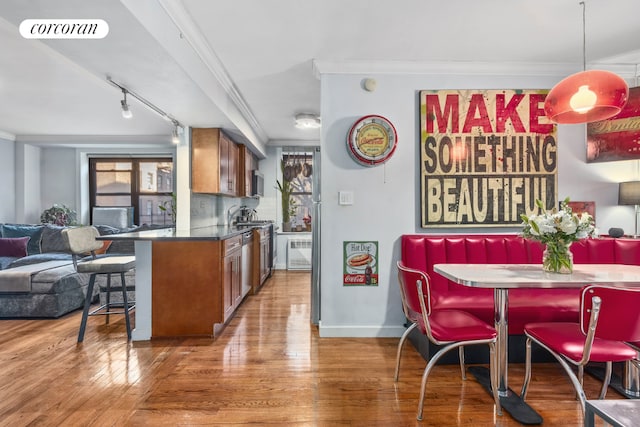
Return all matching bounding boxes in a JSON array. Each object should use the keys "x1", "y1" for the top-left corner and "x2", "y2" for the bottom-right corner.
[
  {"x1": 544, "y1": 70, "x2": 629, "y2": 124},
  {"x1": 618, "y1": 181, "x2": 640, "y2": 205}
]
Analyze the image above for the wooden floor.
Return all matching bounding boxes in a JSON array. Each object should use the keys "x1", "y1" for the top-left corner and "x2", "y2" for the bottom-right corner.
[{"x1": 0, "y1": 270, "x2": 626, "y2": 426}]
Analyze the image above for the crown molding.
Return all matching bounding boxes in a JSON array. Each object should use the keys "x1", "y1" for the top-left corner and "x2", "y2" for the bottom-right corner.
[
  {"x1": 313, "y1": 60, "x2": 639, "y2": 79},
  {"x1": 0, "y1": 130, "x2": 16, "y2": 141},
  {"x1": 14, "y1": 134, "x2": 176, "y2": 147}
]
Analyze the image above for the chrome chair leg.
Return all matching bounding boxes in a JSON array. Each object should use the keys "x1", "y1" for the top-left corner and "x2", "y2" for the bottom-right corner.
[
  {"x1": 598, "y1": 361, "x2": 612, "y2": 399},
  {"x1": 394, "y1": 322, "x2": 417, "y2": 381},
  {"x1": 527, "y1": 336, "x2": 588, "y2": 412},
  {"x1": 521, "y1": 337, "x2": 532, "y2": 400},
  {"x1": 459, "y1": 346, "x2": 466, "y2": 380},
  {"x1": 417, "y1": 342, "x2": 475, "y2": 420},
  {"x1": 417, "y1": 342, "x2": 461, "y2": 420}
]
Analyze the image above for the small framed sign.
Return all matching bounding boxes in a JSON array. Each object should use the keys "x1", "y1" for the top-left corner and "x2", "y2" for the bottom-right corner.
[{"x1": 343, "y1": 241, "x2": 378, "y2": 286}]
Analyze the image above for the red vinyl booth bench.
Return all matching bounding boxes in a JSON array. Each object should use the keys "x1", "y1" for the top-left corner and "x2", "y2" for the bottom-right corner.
[{"x1": 400, "y1": 234, "x2": 640, "y2": 362}]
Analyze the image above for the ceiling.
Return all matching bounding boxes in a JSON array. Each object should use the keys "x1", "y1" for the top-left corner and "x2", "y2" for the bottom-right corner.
[{"x1": 0, "y1": 0, "x2": 639, "y2": 156}]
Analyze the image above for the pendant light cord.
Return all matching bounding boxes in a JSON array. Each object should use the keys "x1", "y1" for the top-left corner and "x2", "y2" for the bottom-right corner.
[{"x1": 580, "y1": 1, "x2": 586, "y2": 71}]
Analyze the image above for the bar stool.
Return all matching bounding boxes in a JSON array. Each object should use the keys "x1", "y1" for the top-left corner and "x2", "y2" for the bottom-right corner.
[{"x1": 62, "y1": 226, "x2": 136, "y2": 342}]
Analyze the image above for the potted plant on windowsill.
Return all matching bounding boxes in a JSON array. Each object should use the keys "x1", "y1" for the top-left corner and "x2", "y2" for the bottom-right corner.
[
  {"x1": 276, "y1": 179, "x2": 297, "y2": 232},
  {"x1": 40, "y1": 204, "x2": 78, "y2": 226},
  {"x1": 158, "y1": 192, "x2": 177, "y2": 225}
]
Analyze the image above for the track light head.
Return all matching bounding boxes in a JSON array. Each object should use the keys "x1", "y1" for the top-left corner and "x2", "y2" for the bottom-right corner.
[
  {"x1": 171, "y1": 126, "x2": 180, "y2": 144},
  {"x1": 120, "y1": 90, "x2": 132, "y2": 119}
]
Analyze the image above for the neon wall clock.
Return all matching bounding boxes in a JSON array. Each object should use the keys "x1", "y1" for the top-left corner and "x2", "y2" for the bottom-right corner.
[{"x1": 347, "y1": 115, "x2": 398, "y2": 166}]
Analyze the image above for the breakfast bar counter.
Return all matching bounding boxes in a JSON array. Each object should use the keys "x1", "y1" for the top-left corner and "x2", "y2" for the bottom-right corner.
[{"x1": 105, "y1": 225, "x2": 266, "y2": 340}]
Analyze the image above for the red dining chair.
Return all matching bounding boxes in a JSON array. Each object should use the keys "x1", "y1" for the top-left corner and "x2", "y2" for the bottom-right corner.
[
  {"x1": 521, "y1": 285, "x2": 640, "y2": 411},
  {"x1": 395, "y1": 261, "x2": 502, "y2": 421}
]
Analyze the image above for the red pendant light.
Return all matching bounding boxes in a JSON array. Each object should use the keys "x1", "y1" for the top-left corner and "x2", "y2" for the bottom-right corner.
[
  {"x1": 544, "y1": 1, "x2": 629, "y2": 124},
  {"x1": 544, "y1": 70, "x2": 629, "y2": 124}
]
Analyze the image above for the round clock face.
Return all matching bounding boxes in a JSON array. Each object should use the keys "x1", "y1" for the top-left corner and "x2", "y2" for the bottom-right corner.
[{"x1": 347, "y1": 115, "x2": 398, "y2": 166}]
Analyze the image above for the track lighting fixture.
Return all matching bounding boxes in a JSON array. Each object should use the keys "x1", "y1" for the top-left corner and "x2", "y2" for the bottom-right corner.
[
  {"x1": 107, "y1": 77, "x2": 184, "y2": 137},
  {"x1": 120, "y1": 89, "x2": 132, "y2": 119}
]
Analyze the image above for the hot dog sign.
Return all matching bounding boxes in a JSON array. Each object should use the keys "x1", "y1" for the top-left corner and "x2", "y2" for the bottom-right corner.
[{"x1": 343, "y1": 241, "x2": 378, "y2": 286}]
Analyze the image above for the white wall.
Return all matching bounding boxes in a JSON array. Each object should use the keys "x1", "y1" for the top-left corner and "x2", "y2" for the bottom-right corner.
[
  {"x1": 41, "y1": 147, "x2": 76, "y2": 213},
  {"x1": 0, "y1": 137, "x2": 15, "y2": 222},
  {"x1": 318, "y1": 72, "x2": 640, "y2": 338},
  {"x1": 15, "y1": 143, "x2": 41, "y2": 223}
]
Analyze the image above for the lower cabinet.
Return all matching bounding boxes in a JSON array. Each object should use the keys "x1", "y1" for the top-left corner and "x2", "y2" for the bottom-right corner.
[
  {"x1": 222, "y1": 235, "x2": 242, "y2": 322},
  {"x1": 151, "y1": 235, "x2": 244, "y2": 338}
]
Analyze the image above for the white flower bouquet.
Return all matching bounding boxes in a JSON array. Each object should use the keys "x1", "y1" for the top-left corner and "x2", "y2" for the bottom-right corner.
[{"x1": 520, "y1": 197, "x2": 597, "y2": 273}]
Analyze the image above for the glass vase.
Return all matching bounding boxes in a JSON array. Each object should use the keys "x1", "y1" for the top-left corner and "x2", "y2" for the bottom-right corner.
[{"x1": 542, "y1": 241, "x2": 573, "y2": 274}]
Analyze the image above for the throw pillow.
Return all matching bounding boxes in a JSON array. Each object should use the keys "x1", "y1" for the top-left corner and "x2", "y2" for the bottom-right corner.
[
  {"x1": 0, "y1": 237, "x2": 29, "y2": 257},
  {"x1": 93, "y1": 240, "x2": 112, "y2": 255},
  {"x1": 40, "y1": 224, "x2": 69, "y2": 253},
  {"x1": 1, "y1": 224, "x2": 44, "y2": 255}
]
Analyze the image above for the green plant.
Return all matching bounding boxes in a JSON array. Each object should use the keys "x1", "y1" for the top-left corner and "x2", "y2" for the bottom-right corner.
[
  {"x1": 276, "y1": 179, "x2": 293, "y2": 223},
  {"x1": 40, "y1": 204, "x2": 77, "y2": 226},
  {"x1": 276, "y1": 159, "x2": 294, "y2": 224},
  {"x1": 158, "y1": 193, "x2": 177, "y2": 223}
]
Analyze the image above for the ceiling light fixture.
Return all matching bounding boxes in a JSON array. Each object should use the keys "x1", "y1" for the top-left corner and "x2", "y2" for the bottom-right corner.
[
  {"x1": 120, "y1": 89, "x2": 132, "y2": 119},
  {"x1": 544, "y1": 1, "x2": 628, "y2": 124},
  {"x1": 107, "y1": 76, "x2": 184, "y2": 138},
  {"x1": 294, "y1": 113, "x2": 321, "y2": 129}
]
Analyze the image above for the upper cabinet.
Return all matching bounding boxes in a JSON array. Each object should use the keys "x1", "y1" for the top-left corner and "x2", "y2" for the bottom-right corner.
[
  {"x1": 191, "y1": 128, "x2": 239, "y2": 196},
  {"x1": 239, "y1": 145, "x2": 257, "y2": 198}
]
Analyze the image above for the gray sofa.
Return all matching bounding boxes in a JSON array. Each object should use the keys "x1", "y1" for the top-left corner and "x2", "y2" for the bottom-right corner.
[{"x1": 0, "y1": 223, "x2": 137, "y2": 318}]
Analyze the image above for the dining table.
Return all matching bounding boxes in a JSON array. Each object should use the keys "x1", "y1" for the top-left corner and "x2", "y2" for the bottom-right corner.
[{"x1": 433, "y1": 263, "x2": 640, "y2": 425}]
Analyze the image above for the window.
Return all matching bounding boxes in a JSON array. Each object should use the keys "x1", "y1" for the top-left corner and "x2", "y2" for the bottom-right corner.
[
  {"x1": 282, "y1": 151, "x2": 313, "y2": 228},
  {"x1": 89, "y1": 158, "x2": 174, "y2": 226}
]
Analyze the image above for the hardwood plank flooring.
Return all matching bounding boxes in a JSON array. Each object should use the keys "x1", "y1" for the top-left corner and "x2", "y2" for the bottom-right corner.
[{"x1": 0, "y1": 270, "x2": 624, "y2": 426}]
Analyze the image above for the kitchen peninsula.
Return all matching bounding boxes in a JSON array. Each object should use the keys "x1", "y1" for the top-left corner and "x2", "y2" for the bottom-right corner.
[{"x1": 104, "y1": 224, "x2": 270, "y2": 340}]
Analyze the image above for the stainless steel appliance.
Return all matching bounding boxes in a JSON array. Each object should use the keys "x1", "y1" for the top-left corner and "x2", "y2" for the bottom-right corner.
[
  {"x1": 311, "y1": 146, "x2": 321, "y2": 324},
  {"x1": 266, "y1": 222, "x2": 274, "y2": 277},
  {"x1": 241, "y1": 230, "x2": 253, "y2": 297},
  {"x1": 252, "y1": 170, "x2": 264, "y2": 197}
]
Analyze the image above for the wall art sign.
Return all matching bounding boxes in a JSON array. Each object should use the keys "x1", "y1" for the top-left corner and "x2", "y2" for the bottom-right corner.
[
  {"x1": 343, "y1": 241, "x2": 378, "y2": 286},
  {"x1": 587, "y1": 86, "x2": 640, "y2": 163},
  {"x1": 566, "y1": 201, "x2": 596, "y2": 225},
  {"x1": 419, "y1": 89, "x2": 557, "y2": 228}
]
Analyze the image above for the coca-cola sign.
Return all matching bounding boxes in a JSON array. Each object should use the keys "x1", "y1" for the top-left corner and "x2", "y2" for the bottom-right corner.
[{"x1": 343, "y1": 241, "x2": 378, "y2": 286}]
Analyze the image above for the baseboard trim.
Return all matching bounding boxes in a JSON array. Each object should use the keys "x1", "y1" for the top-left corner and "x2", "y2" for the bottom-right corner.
[{"x1": 318, "y1": 322, "x2": 405, "y2": 338}]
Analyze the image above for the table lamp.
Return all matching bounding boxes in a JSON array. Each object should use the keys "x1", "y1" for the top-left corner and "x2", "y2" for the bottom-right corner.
[{"x1": 618, "y1": 181, "x2": 640, "y2": 238}]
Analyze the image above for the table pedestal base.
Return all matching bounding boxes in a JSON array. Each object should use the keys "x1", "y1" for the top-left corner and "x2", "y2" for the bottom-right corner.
[{"x1": 468, "y1": 366, "x2": 543, "y2": 425}]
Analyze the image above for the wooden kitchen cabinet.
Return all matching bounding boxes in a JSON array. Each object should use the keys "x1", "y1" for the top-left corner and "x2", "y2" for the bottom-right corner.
[
  {"x1": 223, "y1": 235, "x2": 242, "y2": 321},
  {"x1": 150, "y1": 235, "x2": 245, "y2": 338},
  {"x1": 239, "y1": 145, "x2": 257, "y2": 197},
  {"x1": 191, "y1": 128, "x2": 239, "y2": 196}
]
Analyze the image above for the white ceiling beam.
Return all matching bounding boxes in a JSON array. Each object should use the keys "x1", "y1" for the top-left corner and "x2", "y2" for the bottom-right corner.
[{"x1": 121, "y1": 0, "x2": 268, "y2": 156}]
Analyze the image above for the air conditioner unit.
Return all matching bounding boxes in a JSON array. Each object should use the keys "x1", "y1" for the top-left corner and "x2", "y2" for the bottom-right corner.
[{"x1": 287, "y1": 237, "x2": 312, "y2": 270}]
